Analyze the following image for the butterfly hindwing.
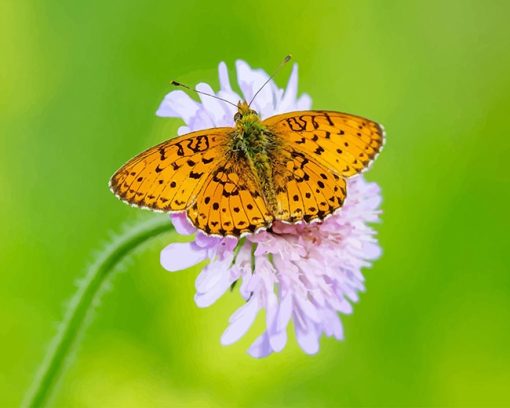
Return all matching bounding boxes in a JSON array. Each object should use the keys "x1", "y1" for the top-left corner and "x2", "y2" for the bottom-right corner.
[
  {"x1": 109, "y1": 129, "x2": 232, "y2": 211},
  {"x1": 264, "y1": 110, "x2": 384, "y2": 177},
  {"x1": 272, "y1": 147, "x2": 347, "y2": 223},
  {"x1": 186, "y1": 159, "x2": 272, "y2": 236}
]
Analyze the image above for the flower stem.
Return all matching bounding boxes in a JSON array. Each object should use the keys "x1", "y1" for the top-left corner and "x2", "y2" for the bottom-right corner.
[{"x1": 23, "y1": 217, "x2": 173, "y2": 408}]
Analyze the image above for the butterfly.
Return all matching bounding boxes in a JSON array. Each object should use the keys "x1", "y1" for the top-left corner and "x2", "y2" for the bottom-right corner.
[{"x1": 110, "y1": 61, "x2": 384, "y2": 237}]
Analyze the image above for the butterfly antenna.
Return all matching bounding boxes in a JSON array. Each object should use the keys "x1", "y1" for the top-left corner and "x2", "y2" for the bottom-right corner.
[
  {"x1": 171, "y1": 81, "x2": 238, "y2": 107},
  {"x1": 248, "y1": 54, "x2": 292, "y2": 107}
]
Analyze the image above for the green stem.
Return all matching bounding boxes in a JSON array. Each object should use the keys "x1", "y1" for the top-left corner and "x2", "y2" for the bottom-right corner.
[{"x1": 23, "y1": 217, "x2": 173, "y2": 408}]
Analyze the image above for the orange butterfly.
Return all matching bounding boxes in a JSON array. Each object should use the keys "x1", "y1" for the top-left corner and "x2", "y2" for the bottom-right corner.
[{"x1": 110, "y1": 61, "x2": 384, "y2": 237}]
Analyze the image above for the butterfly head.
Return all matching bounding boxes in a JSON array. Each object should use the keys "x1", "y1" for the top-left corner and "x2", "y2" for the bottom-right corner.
[
  {"x1": 234, "y1": 101, "x2": 259, "y2": 123},
  {"x1": 234, "y1": 101, "x2": 259, "y2": 122}
]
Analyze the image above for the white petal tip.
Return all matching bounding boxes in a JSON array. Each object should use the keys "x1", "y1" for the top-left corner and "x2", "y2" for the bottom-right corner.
[{"x1": 160, "y1": 243, "x2": 206, "y2": 272}]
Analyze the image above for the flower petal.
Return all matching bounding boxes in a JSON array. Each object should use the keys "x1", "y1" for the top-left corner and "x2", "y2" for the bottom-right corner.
[
  {"x1": 177, "y1": 125, "x2": 190, "y2": 136},
  {"x1": 171, "y1": 214, "x2": 196, "y2": 235},
  {"x1": 221, "y1": 297, "x2": 260, "y2": 345},
  {"x1": 324, "y1": 311, "x2": 344, "y2": 339},
  {"x1": 156, "y1": 90, "x2": 200, "y2": 122},
  {"x1": 195, "y1": 232, "x2": 221, "y2": 248},
  {"x1": 295, "y1": 93, "x2": 312, "y2": 110},
  {"x1": 196, "y1": 82, "x2": 232, "y2": 127},
  {"x1": 362, "y1": 241, "x2": 382, "y2": 259},
  {"x1": 160, "y1": 242, "x2": 207, "y2": 272},
  {"x1": 195, "y1": 255, "x2": 233, "y2": 293},
  {"x1": 295, "y1": 323, "x2": 320, "y2": 355},
  {"x1": 267, "y1": 293, "x2": 289, "y2": 352},
  {"x1": 218, "y1": 62, "x2": 233, "y2": 93},
  {"x1": 248, "y1": 332, "x2": 273, "y2": 358},
  {"x1": 194, "y1": 273, "x2": 230, "y2": 308},
  {"x1": 275, "y1": 293, "x2": 293, "y2": 333},
  {"x1": 268, "y1": 329, "x2": 287, "y2": 353},
  {"x1": 278, "y1": 63, "x2": 298, "y2": 113},
  {"x1": 235, "y1": 60, "x2": 275, "y2": 117}
]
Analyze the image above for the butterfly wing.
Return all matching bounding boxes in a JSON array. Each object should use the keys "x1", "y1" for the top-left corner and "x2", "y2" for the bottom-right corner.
[
  {"x1": 271, "y1": 146, "x2": 347, "y2": 223},
  {"x1": 263, "y1": 110, "x2": 384, "y2": 177},
  {"x1": 110, "y1": 128, "x2": 272, "y2": 236},
  {"x1": 186, "y1": 158, "x2": 273, "y2": 236},
  {"x1": 109, "y1": 128, "x2": 232, "y2": 212}
]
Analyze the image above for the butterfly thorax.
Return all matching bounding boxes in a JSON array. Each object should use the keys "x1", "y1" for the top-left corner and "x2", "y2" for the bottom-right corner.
[{"x1": 231, "y1": 102, "x2": 279, "y2": 212}]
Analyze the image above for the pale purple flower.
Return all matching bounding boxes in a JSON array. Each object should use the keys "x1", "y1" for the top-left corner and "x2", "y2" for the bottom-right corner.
[{"x1": 158, "y1": 60, "x2": 382, "y2": 357}]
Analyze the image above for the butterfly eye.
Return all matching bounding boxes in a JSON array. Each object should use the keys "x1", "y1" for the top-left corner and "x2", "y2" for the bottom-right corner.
[{"x1": 234, "y1": 112, "x2": 242, "y2": 121}]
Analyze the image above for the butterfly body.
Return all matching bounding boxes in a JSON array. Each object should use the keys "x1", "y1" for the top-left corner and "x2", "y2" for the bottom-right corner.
[
  {"x1": 230, "y1": 101, "x2": 280, "y2": 213},
  {"x1": 110, "y1": 102, "x2": 384, "y2": 237}
]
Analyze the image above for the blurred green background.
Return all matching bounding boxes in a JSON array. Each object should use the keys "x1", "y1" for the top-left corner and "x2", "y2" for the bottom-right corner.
[{"x1": 2, "y1": 0, "x2": 509, "y2": 406}]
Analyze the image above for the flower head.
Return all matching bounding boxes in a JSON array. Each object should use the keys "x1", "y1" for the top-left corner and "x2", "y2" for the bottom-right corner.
[{"x1": 158, "y1": 60, "x2": 382, "y2": 357}]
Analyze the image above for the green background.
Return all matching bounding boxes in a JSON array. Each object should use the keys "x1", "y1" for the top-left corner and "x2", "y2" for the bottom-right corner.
[{"x1": 2, "y1": 0, "x2": 509, "y2": 406}]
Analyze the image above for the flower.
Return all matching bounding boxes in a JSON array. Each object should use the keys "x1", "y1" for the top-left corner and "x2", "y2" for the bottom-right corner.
[{"x1": 158, "y1": 60, "x2": 382, "y2": 357}]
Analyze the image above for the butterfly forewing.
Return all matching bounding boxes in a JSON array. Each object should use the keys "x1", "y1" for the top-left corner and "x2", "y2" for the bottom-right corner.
[
  {"x1": 264, "y1": 111, "x2": 384, "y2": 177},
  {"x1": 110, "y1": 129, "x2": 232, "y2": 211}
]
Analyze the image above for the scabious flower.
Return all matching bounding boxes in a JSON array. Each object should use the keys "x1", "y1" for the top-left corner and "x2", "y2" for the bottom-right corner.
[{"x1": 157, "y1": 60, "x2": 382, "y2": 357}]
